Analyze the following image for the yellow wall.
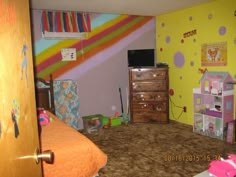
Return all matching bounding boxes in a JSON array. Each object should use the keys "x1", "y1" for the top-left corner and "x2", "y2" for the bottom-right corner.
[{"x1": 156, "y1": 0, "x2": 236, "y2": 125}]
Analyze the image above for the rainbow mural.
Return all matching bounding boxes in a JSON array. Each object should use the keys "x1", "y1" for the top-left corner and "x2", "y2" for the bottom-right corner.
[{"x1": 34, "y1": 13, "x2": 154, "y2": 80}]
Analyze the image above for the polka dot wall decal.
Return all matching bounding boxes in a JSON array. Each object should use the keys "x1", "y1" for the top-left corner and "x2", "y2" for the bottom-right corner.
[
  {"x1": 160, "y1": 48, "x2": 163, "y2": 52},
  {"x1": 181, "y1": 39, "x2": 184, "y2": 43},
  {"x1": 219, "y1": 26, "x2": 227, "y2": 35},
  {"x1": 161, "y1": 22, "x2": 165, "y2": 27},
  {"x1": 169, "y1": 89, "x2": 174, "y2": 96},
  {"x1": 165, "y1": 36, "x2": 171, "y2": 44},
  {"x1": 189, "y1": 16, "x2": 193, "y2": 21},
  {"x1": 174, "y1": 51, "x2": 185, "y2": 68},
  {"x1": 180, "y1": 76, "x2": 183, "y2": 80},
  {"x1": 190, "y1": 61, "x2": 194, "y2": 66},
  {"x1": 234, "y1": 38, "x2": 236, "y2": 44},
  {"x1": 208, "y1": 13, "x2": 213, "y2": 20},
  {"x1": 193, "y1": 38, "x2": 197, "y2": 43}
]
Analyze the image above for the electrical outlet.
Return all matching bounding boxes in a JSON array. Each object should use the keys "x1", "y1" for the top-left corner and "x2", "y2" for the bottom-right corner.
[
  {"x1": 183, "y1": 106, "x2": 187, "y2": 112},
  {"x1": 111, "y1": 105, "x2": 117, "y2": 111}
]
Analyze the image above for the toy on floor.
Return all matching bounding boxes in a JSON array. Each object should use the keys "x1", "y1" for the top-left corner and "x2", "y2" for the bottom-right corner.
[
  {"x1": 208, "y1": 154, "x2": 236, "y2": 177},
  {"x1": 87, "y1": 118, "x2": 102, "y2": 133},
  {"x1": 103, "y1": 112, "x2": 122, "y2": 128},
  {"x1": 38, "y1": 109, "x2": 50, "y2": 125},
  {"x1": 103, "y1": 117, "x2": 112, "y2": 128}
]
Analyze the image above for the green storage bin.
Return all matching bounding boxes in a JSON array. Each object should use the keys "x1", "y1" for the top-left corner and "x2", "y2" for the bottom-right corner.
[
  {"x1": 82, "y1": 114, "x2": 106, "y2": 133},
  {"x1": 82, "y1": 114, "x2": 122, "y2": 129},
  {"x1": 102, "y1": 116, "x2": 122, "y2": 126}
]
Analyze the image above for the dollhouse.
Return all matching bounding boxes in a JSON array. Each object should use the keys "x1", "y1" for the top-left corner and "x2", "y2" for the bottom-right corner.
[{"x1": 193, "y1": 71, "x2": 234, "y2": 140}]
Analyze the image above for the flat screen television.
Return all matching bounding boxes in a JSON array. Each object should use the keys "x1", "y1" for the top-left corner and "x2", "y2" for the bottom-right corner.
[{"x1": 128, "y1": 49, "x2": 155, "y2": 67}]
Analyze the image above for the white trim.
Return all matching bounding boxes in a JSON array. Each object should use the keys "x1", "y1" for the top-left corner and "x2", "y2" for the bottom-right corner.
[{"x1": 42, "y1": 31, "x2": 89, "y2": 39}]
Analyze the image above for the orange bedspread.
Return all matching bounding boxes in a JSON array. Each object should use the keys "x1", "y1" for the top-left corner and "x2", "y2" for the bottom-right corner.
[{"x1": 41, "y1": 112, "x2": 107, "y2": 177}]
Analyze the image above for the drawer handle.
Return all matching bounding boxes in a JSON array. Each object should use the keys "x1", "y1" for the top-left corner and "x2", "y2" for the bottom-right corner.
[
  {"x1": 155, "y1": 95, "x2": 161, "y2": 100},
  {"x1": 142, "y1": 104, "x2": 148, "y2": 109}
]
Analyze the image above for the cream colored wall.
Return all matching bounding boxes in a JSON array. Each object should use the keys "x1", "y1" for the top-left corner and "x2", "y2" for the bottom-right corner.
[{"x1": 156, "y1": 0, "x2": 236, "y2": 125}]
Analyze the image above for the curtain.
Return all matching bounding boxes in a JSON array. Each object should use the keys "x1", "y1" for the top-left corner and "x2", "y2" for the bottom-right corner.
[{"x1": 41, "y1": 10, "x2": 91, "y2": 33}]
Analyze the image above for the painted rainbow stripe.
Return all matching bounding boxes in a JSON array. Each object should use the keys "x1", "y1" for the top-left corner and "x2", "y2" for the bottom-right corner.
[{"x1": 35, "y1": 15, "x2": 153, "y2": 79}]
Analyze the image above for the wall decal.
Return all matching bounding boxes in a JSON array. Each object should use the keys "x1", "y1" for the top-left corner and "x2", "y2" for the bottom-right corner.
[
  {"x1": 21, "y1": 44, "x2": 28, "y2": 86},
  {"x1": 165, "y1": 36, "x2": 171, "y2": 43},
  {"x1": 174, "y1": 51, "x2": 185, "y2": 68},
  {"x1": 219, "y1": 26, "x2": 227, "y2": 36},
  {"x1": 198, "y1": 68, "x2": 208, "y2": 74},
  {"x1": 208, "y1": 13, "x2": 213, "y2": 20},
  {"x1": 183, "y1": 29, "x2": 197, "y2": 38},
  {"x1": 190, "y1": 61, "x2": 194, "y2": 66},
  {"x1": 11, "y1": 110, "x2": 19, "y2": 138},
  {"x1": 201, "y1": 42, "x2": 227, "y2": 66},
  {"x1": 12, "y1": 100, "x2": 20, "y2": 138},
  {"x1": 61, "y1": 48, "x2": 77, "y2": 61},
  {"x1": 169, "y1": 89, "x2": 174, "y2": 96}
]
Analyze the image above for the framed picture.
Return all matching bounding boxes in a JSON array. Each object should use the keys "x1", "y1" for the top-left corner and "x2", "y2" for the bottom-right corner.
[{"x1": 201, "y1": 42, "x2": 227, "y2": 66}]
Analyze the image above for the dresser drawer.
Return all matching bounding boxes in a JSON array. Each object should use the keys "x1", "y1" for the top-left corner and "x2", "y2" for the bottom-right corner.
[
  {"x1": 132, "y1": 102, "x2": 167, "y2": 112},
  {"x1": 131, "y1": 68, "x2": 167, "y2": 81},
  {"x1": 132, "y1": 103, "x2": 154, "y2": 112},
  {"x1": 132, "y1": 112, "x2": 168, "y2": 123},
  {"x1": 132, "y1": 81, "x2": 167, "y2": 91},
  {"x1": 132, "y1": 92, "x2": 167, "y2": 102}
]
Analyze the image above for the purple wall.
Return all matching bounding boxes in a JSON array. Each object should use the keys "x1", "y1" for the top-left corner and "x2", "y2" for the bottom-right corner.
[{"x1": 32, "y1": 11, "x2": 156, "y2": 119}]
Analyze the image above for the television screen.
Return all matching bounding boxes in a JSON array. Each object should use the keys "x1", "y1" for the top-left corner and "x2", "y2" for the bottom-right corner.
[{"x1": 128, "y1": 49, "x2": 155, "y2": 67}]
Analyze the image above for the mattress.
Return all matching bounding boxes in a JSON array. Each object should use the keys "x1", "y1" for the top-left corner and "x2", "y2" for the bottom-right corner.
[{"x1": 40, "y1": 111, "x2": 107, "y2": 177}]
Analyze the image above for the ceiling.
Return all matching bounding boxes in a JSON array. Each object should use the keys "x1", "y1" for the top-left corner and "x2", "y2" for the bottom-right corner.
[{"x1": 30, "y1": 0, "x2": 214, "y2": 16}]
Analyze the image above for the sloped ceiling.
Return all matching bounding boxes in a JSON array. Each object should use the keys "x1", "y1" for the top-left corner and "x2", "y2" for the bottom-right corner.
[{"x1": 30, "y1": 0, "x2": 214, "y2": 16}]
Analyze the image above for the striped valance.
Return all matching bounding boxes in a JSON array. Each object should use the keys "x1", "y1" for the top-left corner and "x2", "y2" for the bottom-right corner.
[{"x1": 41, "y1": 10, "x2": 91, "y2": 33}]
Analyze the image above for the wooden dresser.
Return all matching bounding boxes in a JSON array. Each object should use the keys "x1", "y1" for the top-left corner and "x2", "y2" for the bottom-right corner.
[{"x1": 129, "y1": 67, "x2": 169, "y2": 123}]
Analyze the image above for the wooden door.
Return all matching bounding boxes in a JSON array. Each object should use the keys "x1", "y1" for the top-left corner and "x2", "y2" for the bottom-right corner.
[{"x1": 0, "y1": 0, "x2": 42, "y2": 177}]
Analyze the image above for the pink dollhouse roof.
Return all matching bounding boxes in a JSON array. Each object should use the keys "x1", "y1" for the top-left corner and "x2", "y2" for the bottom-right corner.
[
  {"x1": 200, "y1": 71, "x2": 234, "y2": 92},
  {"x1": 200, "y1": 71, "x2": 232, "y2": 83}
]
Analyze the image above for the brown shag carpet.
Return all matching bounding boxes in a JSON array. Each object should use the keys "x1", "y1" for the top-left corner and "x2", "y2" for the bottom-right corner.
[{"x1": 83, "y1": 121, "x2": 236, "y2": 177}]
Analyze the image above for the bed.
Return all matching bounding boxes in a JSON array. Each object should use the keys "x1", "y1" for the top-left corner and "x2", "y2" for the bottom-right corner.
[{"x1": 35, "y1": 75, "x2": 107, "y2": 177}]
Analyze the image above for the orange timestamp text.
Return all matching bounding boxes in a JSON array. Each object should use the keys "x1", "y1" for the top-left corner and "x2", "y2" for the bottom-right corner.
[{"x1": 164, "y1": 153, "x2": 221, "y2": 162}]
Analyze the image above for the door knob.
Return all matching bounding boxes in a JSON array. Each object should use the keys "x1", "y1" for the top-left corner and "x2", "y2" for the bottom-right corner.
[{"x1": 35, "y1": 148, "x2": 54, "y2": 164}]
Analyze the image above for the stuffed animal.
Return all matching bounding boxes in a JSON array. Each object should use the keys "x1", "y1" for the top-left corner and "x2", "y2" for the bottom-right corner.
[
  {"x1": 37, "y1": 109, "x2": 50, "y2": 126},
  {"x1": 208, "y1": 154, "x2": 236, "y2": 177}
]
